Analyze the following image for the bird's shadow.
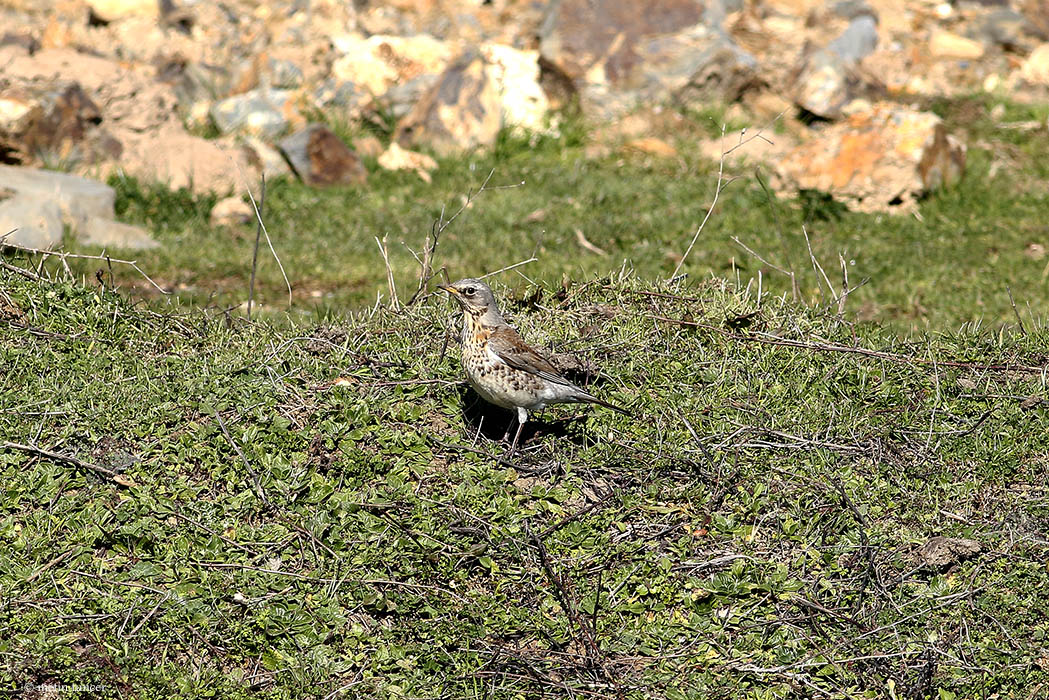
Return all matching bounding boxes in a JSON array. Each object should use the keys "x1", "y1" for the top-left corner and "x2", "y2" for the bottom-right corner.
[{"x1": 456, "y1": 386, "x2": 591, "y2": 450}]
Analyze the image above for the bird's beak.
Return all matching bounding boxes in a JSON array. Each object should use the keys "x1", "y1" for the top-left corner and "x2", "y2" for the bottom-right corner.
[{"x1": 437, "y1": 284, "x2": 459, "y2": 296}]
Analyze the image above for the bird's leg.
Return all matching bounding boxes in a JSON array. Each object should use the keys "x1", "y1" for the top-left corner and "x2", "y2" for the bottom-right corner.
[
  {"x1": 501, "y1": 414, "x2": 513, "y2": 443},
  {"x1": 509, "y1": 407, "x2": 528, "y2": 455}
]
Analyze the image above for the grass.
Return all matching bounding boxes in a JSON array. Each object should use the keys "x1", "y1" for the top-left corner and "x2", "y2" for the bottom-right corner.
[
  {"x1": 1, "y1": 270, "x2": 1048, "y2": 698},
  {"x1": 15, "y1": 94, "x2": 1042, "y2": 333},
  {"x1": 3, "y1": 93, "x2": 1049, "y2": 698}
]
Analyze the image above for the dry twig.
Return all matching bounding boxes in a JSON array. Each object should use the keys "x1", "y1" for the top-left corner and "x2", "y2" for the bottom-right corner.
[{"x1": 1, "y1": 440, "x2": 135, "y2": 487}]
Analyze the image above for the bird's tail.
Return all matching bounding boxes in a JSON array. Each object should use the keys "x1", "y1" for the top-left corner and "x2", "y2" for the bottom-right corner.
[{"x1": 577, "y1": 392, "x2": 630, "y2": 416}]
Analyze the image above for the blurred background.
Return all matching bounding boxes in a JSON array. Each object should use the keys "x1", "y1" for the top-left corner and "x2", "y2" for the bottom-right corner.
[{"x1": 1, "y1": 0, "x2": 1048, "y2": 329}]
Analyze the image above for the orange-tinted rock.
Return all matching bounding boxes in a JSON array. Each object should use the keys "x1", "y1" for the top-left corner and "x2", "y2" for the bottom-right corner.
[{"x1": 775, "y1": 102, "x2": 966, "y2": 213}]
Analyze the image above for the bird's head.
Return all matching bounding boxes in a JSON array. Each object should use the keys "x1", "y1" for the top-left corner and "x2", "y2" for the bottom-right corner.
[{"x1": 438, "y1": 278, "x2": 498, "y2": 316}]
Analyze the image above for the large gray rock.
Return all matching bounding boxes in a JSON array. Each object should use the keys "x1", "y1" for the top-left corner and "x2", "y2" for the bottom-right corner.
[
  {"x1": 538, "y1": 0, "x2": 758, "y2": 116},
  {"x1": 0, "y1": 192, "x2": 64, "y2": 249},
  {"x1": 79, "y1": 216, "x2": 158, "y2": 250},
  {"x1": 0, "y1": 165, "x2": 156, "y2": 249},
  {"x1": 0, "y1": 165, "x2": 113, "y2": 230}
]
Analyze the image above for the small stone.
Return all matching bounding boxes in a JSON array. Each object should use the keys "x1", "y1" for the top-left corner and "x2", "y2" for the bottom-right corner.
[
  {"x1": 352, "y1": 135, "x2": 385, "y2": 159},
  {"x1": 794, "y1": 50, "x2": 850, "y2": 119},
  {"x1": 1021, "y1": 43, "x2": 1049, "y2": 86},
  {"x1": 279, "y1": 124, "x2": 366, "y2": 187},
  {"x1": 479, "y1": 43, "x2": 549, "y2": 136},
  {"x1": 0, "y1": 193, "x2": 64, "y2": 249},
  {"x1": 210, "y1": 89, "x2": 293, "y2": 139},
  {"x1": 312, "y1": 79, "x2": 363, "y2": 110},
  {"x1": 929, "y1": 31, "x2": 986, "y2": 60},
  {"x1": 168, "y1": 60, "x2": 231, "y2": 127},
  {"x1": 826, "y1": 14, "x2": 879, "y2": 63},
  {"x1": 623, "y1": 137, "x2": 678, "y2": 157},
  {"x1": 209, "y1": 196, "x2": 254, "y2": 227},
  {"x1": 79, "y1": 216, "x2": 158, "y2": 250},
  {"x1": 382, "y1": 74, "x2": 442, "y2": 120},
  {"x1": 917, "y1": 536, "x2": 981, "y2": 570},
  {"x1": 976, "y1": 9, "x2": 1037, "y2": 51},
  {"x1": 377, "y1": 141, "x2": 437, "y2": 182},
  {"x1": 267, "y1": 59, "x2": 303, "y2": 90},
  {"x1": 87, "y1": 0, "x2": 159, "y2": 23}
]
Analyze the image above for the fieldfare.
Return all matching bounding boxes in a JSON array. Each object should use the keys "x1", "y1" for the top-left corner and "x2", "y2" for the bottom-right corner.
[{"x1": 439, "y1": 278, "x2": 626, "y2": 454}]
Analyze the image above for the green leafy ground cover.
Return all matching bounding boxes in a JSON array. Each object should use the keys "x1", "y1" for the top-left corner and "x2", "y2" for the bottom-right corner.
[{"x1": 2, "y1": 270, "x2": 1047, "y2": 698}]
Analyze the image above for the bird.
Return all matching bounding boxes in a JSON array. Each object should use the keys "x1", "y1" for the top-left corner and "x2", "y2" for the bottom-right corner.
[{"x1": 438, "y1": 278, "x2": 627, "y2": 454}]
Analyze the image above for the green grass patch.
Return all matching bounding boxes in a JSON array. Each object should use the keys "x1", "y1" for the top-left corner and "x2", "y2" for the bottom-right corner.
[
  {"x1": 8, "y1": 96, "x2": 1037, "y2": 333},
  {"x1": 1, "y1": 272, "x2": 1047, "y2": 697}
]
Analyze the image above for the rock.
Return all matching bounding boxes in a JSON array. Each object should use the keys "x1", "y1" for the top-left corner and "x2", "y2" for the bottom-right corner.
[
  {"x1": 826, "y1": 13, "x2": 879, "y2": 63},
  {"x1": 382, "y1": 74, "x2": 442, "y2": 119},
  {"x1": 377, "y1": 141, "x2": 437, "y2": 182},
  {"x1": 394, "y1": 51, "x2": 501, "y2": 155},
  {"x1": 1021, "y1": 43, "x2": 1049, "y2": 85},
  {"x1": 165, "y1": 59, "x2": 231, "y2": 128},
  {"x1": 87, "y1": 0, "x2": 159, "y2": 23},
  {"x1": 0, "y1": 81, "x2": 103, "y2": 164},
  {"x1": 794, "y1": 14, "x2": 878, "y2": 119},
  {"x1": 330, "y1": 33, "x2": 454, "y2": 98},
  {"x1": 0, "y1": 191, "x2": 64, "y2": 249},
  {"x1": 353, "y1": 135, "x2": 385, "y2": 159},
  {"x1": 209, "y1": 195, "x2": 254, "y2": 227},
  {"x1": 624, "y1": 137, "x2": 678, "y2": 157},
  {"x1": 210, "y1": 89, "x2": 294, "y2": 139},
  {"x1": 79, "y1": 216, "x2": 158, "y2": 249},
  {"x1": 478, "y1": 44, "x2": 549, "y2": 136},
  {"x1": 976, "y1": 9, "x2": 1038, "y2": 51},
  {"x1": 311, "y1": 79, "x2": 366, "y2": 114},
  {"x1": 917, "y1": 536, "x2": 981, "y2": 570},
  {"x1": 395, "y1": 44, "x2": 552, "y2": 154},
  {"x1": 539, "y1": 0, "x2": 759, "y2": 116},
  {"x1": 108, "y1": 128, "x2": 255, "y2": 194},
  {"x1": 0, "y1": 165, "x2": 153, "y2": 249},
  {"x1": 774, "y1": 102, "x2": 966, "y2": 213},
  {"x1": 240, "y1": 136, "x2": 292, "y2": 179},
  {"x1": 267, "y1": 59, "x2": 303, "y2": 90},
  {"x1": 278, "y1": 124, "x2": 366, "y2": 187},
  {"x1": 929, "y1": 31, "x2": 986, "y2": 60},
  {"x1": 0, "y1": 164, "x2": 114, "y2": 230},
  {"x1": 1022, "y1": 0, "x2": 1049, "y2": 40}
]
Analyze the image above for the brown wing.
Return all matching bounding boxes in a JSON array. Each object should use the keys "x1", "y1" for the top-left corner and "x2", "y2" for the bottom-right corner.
[{"x1": 487, "y1": 326, "x2": 576, "y2": 387}]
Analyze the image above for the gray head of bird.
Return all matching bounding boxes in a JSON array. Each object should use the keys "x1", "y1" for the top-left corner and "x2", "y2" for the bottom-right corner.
[{"x1": 438, "y1": 278, "x2": 501, "y2": 317}]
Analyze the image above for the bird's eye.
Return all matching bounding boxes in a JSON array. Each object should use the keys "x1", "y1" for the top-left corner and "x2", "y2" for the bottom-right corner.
[{"x1": 464, "y1": 286, "x2": 476, "y2": 295}]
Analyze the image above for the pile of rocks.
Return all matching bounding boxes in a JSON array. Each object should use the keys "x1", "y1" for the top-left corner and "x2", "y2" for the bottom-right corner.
[{"x1": 0, "y1": 0, "x2": 1048, "y2": 247}]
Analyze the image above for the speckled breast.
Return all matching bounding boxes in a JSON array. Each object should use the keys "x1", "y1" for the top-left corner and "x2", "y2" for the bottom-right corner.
[{"x1": 460, "y1": 326, "x2": 546, "y2": 411}]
